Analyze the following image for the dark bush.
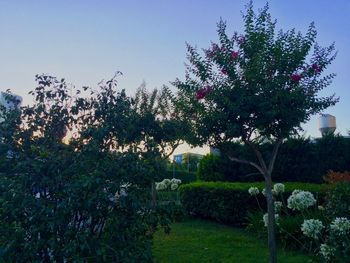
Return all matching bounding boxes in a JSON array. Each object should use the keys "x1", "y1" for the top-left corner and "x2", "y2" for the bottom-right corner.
[
  {"x1": 218, "y1": 135, "x2": 350, "y2": 183},
  {"x1": 196, "y1": 154, "x2": 225, "y2": 181},
  {"x1": 0, "y1": 76, "x2": 172, "y2": 263},
  {"x1": 162, "y1": 170, "x2": 197, "y2": 184},
  {"x1": 326, "y1": 182, "x2": 350, "y2": 219},
  {"x1": 180, "y1": 182, "x2": 328, "y2": 226}
]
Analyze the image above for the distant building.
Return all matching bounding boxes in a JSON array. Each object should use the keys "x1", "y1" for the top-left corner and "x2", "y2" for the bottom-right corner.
[
  {"x1": 173, "y1": 152, "x2": 203, "y2": 164},
  {"x1": 173, "y1": 152, "x2": 204, "y2": 172}
]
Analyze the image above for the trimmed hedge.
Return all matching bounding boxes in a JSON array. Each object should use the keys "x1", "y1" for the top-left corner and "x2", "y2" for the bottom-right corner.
[{"x1": 180, "y1": 182, "x2": 329, "y2": 226}]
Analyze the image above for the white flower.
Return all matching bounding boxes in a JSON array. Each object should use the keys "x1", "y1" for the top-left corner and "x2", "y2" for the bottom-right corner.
[
  {"x1": 171, "y1": 178, "x2": 182, "y2": 185},
  {"x1": 330, "y1": 217, "x2": 350, "y2": 236},
  {"x1": 273, "y1": 183, "x2": 285, "y2": 195},
  {"x1": 261, "y1": 187, "x2": 279, "y2": 196},
  {"x1": 170, "y1": 183, "x2": 179, "y2": 191},
  {"x1": 263, "y1": 213, "x2": 279, "y2": 227},
  {"x1": 287, "y1": 190, "x2": 316, "y2": 211},
  {"x1": 248, "y1": 187, "x2": 260, "y2": 196},
  {"x1": 274, "y1": 201, "x2": 283, "y2": 213},
  {"x1": 319, "y1": 244, "x2": 335, "y2": 262},
  {"x1": 156, "y1": 182, "x2": 167, "y2": 191},
  {"x1": 301, "y1": 219, "x2": 324, "y2": 240},
  {"x1": 162, "y1": 179, "x2": 171, "y2": 187}
]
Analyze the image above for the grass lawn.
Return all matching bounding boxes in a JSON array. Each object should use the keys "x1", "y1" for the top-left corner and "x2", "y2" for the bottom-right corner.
[{"x1": 153, "y1": 218, "x2": 312, "y2": 263}]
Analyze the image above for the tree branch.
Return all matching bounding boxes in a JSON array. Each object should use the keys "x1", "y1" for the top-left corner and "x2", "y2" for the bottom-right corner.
[
  {"x1": 162, "y1": 140, "x2": 182, "y2": 159},
  {"x1": 228, "y1": 155, "x2": 264, "y2": 175},
  {"x1": 267, "y1": 138, "x2": 283, "y2": 175},
  {"x1": 245, "y1": 140, "x2": 268, "y2": 173}
]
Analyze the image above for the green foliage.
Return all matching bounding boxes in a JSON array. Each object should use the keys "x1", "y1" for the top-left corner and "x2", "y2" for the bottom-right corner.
[
  {"x1": 218, "y1": 135, "x2": 350, "y2": 183},
  {"x1": 163, "y1": 170, "x2": 197, "y2": 184},
  {"x1": 196, "y1": 154, "x2": 224, "y2": 181},
  {"x1": 132, "y1": 83, "x2": 187, "y2": 161},
  {"x1": 180, "y1": 182, "x2": 327, "y2": 226},
  {"x1": 0, "y1": 74, "x2": 173, "y2": 262},
  {"x1": 175, "y1": 3, "x2": 337, "y2": 148},
  {"x1": 326, "y1": 182, "x2": 350, "y2": 219}
]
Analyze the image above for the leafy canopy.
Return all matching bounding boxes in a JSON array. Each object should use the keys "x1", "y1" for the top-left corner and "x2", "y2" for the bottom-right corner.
[
  {"x1": 175, "y1": 3, "x2": 338, "y2": 147},
  {"x1": 0, "y1": 74, "x2": 174, "y2": 262}
]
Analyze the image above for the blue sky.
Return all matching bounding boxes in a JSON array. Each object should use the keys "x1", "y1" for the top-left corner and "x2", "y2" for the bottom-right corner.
[{"x1": 0, "y1": 0, "x2": 349, "y2": 149}]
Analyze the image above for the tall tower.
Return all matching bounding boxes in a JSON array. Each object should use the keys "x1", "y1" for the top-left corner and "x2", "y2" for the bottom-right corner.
[{"x1": 318, "y1": 114, "x2": 336, "y2": 136}]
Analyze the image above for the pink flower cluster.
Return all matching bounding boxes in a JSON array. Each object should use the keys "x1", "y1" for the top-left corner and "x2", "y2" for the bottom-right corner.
[
  {"x1": 196, "y1": 86, "x2": 213, "y2": 100},
  {"x1": 238, "y1": 36, "x2": 245, "y2": 45},
  {"x1": 291, "y1": 74, "x2": 302, "y2": 82},
  {"x1": 231, "y1": 51, "x2": 239, "y2": 59},
  {"x1": 291, "y1": 63, "x2": 321, "y2": 83},
  {"x1": 312, "y1": 63, "x2": 321, "y2": 73}
]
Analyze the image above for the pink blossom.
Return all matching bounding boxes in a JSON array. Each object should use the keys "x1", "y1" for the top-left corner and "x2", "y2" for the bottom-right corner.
[
  {"x1": 312, "y1": 63, "x2": 321, "y2": 73},
  {"x1": 238, "y1": 36, "x2": 246, "y2": 45},
  {"x1": 196, "y1": 86, "x2": 213, "y2": 100},
  {"x1": 231, "y1": 51, "x2": 239, "y2": 60},
  {"x1": 291, "y1": 74, "x2": 302, "y2": 82},
  {"x1": 204, "y1": 49, "x2": 213, "y2": 58}
]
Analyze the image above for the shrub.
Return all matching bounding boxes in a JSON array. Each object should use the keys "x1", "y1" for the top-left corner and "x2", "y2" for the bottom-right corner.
[
  {"x1": 325, "y1": 182, "x2": 350, "y2": 219},
  {"x1": 196, "y1": 154, "x2": 225, "y2": 182},
  {"x1": 180, "y1": 182, "x2": 327, "y2": 226},
  {"x1": 323, "y1": 170, "x2": 350, "y2": 184},
  {"x1": 0, "y1": 75, "x2": 172, "y2": 263}
]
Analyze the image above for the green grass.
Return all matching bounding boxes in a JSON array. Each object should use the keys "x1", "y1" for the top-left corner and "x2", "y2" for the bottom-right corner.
[{"x1": 153, "y1": 218, "x2": 312, "y2": 263}]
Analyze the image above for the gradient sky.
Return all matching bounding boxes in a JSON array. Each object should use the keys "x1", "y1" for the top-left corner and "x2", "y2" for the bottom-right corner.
[{"x1": 1, "y1": 0, "x2": 349, "y2": 154}]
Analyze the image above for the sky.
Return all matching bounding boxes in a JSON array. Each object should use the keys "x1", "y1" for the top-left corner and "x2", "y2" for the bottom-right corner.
[{"x1": 0, "y1": 0, "x2": 349, "y2": 155}]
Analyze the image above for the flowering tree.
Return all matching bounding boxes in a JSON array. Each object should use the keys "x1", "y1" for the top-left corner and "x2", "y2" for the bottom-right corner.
[{"x1": 174, "y1": 3, "x2": 337, "y2": 262}]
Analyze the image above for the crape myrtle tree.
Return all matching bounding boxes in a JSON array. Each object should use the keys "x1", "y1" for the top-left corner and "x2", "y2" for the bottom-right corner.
[
  {"x1": 174, "y1": 3, "x2": 337, "y2": 262},
  {"x1": 0, "y1": 73, "x2": 172, "y2": 262}
]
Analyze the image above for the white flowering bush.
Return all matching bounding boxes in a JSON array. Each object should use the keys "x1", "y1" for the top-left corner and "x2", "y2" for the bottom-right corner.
[
  {"x1": 247, "y1": 182, "x2": 350, "y2": 261},
  {"x1": 171, "y1": 183, "x2": 179, "y2": 191},
  {"x1": 287, "y1": 190, "x2": 316, "y2": 211},
  {"x1": 156, "y1": 181, "x2": 167, "y2": 191},
  {"x1": 274, "y1": 201, "x2": 282, "y2": 213},
  {"x1": 300, "y1": 214, "x2": 350, "y2": 261},
  {"x1": 156, "y1": 178, "x2": 182, "y2": 191},
  {"x1": 248, "y1": 187, "x2": 259, "y2": 196},
  {"x1": 330, "y1": 217, "x2": 350, "y2": 236},
  {"x1": 273, "y1": 183, "x2": 285, "y2": 195},
  {"x1": 301, "y1": 219, "x2": 324, "y2": 240},
  {"x1": 319, "y1": 244, "x2": 335, "y2": 262},
  {"x1": 263, "y1": 213, "x2": 279, "y2": 227}
]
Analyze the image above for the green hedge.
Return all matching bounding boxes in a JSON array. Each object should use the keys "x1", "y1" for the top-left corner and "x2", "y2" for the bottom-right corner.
[{"x1": 180, "y1": 182, "x2": 329, "y2": 226}]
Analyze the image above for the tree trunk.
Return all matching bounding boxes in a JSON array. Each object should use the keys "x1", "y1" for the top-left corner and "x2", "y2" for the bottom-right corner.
[
  {"x1": 151, "y1": 180, "x2": 157, "y2": 207},
  {"x1": 265, "y1": 172, "x2": 277, "y2": 263}
]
